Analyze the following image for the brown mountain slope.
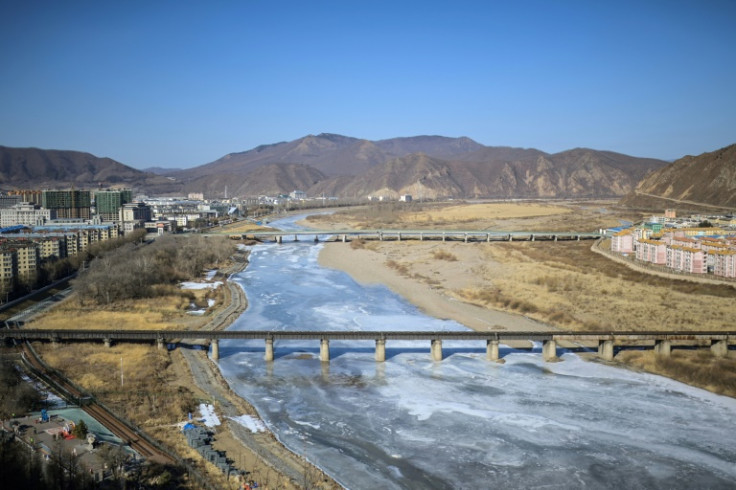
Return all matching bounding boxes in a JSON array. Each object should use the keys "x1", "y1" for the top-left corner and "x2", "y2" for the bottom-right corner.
[
  {"x1": 308, "y1": 148, "x2": 662, "y2": 200},
  {"x1": 621, "y1": 144, "x2": 736, "y2": 208},
  {"x1": 178, "y1": 163, "x2": 327, "y2": 198},
  {"x1": 168, "y1": 134, "x2": 667, "y2": 199},
  {"x1": 170, "y1": 134, "x2": 485, "y2": 181},
  {"x1": 0, "y1": 146, "x2": 161, "y2": 189}
]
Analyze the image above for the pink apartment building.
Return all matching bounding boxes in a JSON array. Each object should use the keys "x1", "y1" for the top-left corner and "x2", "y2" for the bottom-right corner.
[
  {"x1": 610, "y1": 230, "x2": 634, "y2": 253},
  {"x1": 712, "y1": 250, "x2": 736, "y2": 278},
  {"x1": 636, "y1": 239, "x2": 667, "y2": 265}
]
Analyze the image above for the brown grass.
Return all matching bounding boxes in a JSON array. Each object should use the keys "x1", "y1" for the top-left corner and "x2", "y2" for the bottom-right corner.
[
  {"x1": 616, "y1": 350, "x2": 736, "y2": 397},
  {"x1": 431, "y1": 249, "x2": 458, "y2": 261},
  {"x1": 455, "y1": 241, "x2": 736, "y2": 331},
  {"x1": 310, "y1": 200, "x2": 645, "y2": 232},
  {"x1": 36, "y1": 342, "x2": 244, "y2": 488},
  {"x1": 36, "y1": 343, "x2": 197, "y2": 423}
]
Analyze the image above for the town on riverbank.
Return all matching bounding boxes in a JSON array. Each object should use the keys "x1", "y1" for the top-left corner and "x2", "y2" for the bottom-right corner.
[{"x1": 2, "y1": 198, "x2": 735, "y2": 487}]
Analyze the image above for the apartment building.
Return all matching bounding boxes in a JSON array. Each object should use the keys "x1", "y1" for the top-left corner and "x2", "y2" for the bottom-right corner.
[
  {"x1": 95, "y1": 189, "x2": 133, "y2": 222},
  {"x1": 712, "y1": 250, "x2": 736, "y2": 279},
  {"x1": 610, "y1": 229, "x2": 634, "y2": 253},
  {"x1": 42, "y1": 190, "x2": 92, "y2": 220},
  {"x1": 0, "y1": 250, "x2": 13, "y2": 291},
  {"x1": 666, "y1": 245, "x2": 706, "y2": 274},
  {"x1": 636, "y1": 239, "x2": 667, "y2": 265}
]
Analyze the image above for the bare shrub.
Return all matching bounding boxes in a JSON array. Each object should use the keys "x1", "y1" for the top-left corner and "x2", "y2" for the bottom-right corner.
[{"x1": 432, "y1": 249, "x2": 458, "y2": 261}]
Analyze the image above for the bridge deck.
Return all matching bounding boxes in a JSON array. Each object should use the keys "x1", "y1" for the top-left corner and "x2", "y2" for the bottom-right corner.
[
  {"x1": 3, "y1": 329, "x2": 734, "y2": 342},
  {"x1": 215, "y1": 229, "x2": 602, "y2": 241}
]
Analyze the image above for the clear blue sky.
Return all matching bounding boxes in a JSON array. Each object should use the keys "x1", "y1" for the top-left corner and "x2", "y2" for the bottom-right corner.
[{"x1": 1, "y1": 1, "x2": 734, "y2": 169}]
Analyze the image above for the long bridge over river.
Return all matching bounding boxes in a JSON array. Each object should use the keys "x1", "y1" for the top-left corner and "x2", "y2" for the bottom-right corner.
[
  {"x1": 2, "y1": 328, "x2": 733, "y2": 363},
  {"x1": 222, "y1": 229, "x2": 603, "y2": 243}
]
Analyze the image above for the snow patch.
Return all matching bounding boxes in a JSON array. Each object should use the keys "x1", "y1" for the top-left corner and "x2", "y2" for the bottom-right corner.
[
  {"x1": 180, "y1": 281, "x2": 223, "y2": 290},
  {"x1": 230, "y1": 415, "x2": 267, "y2": 433},
  {"x1": 198, "y1": 404, "x2": 221, "y2": 427}
]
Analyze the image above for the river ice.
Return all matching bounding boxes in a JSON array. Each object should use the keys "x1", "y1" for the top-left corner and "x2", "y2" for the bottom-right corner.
[{"x1": 216, "y1": 216, "x2": 736, "y2": 489}]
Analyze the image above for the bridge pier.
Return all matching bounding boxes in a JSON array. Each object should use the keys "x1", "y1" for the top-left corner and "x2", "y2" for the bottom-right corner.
[
  {"x1": 103, "y1": 337, "x2": 112, "y2": 348},
  {"x1": 531, "y1": 234, "x2": 535, "y2": 242},
  {"x1": 542, "y1": 340, "x2": 557, "y2": 361},
  {"x1": 157, "y1": 337, "x2": 165, "y2": 350},
  {"x1": 397, "y1": 232, "x2": 401, "y2": 242},
  {"x1": 508, "y1": 234, "x2": 513, "y2": 242},
  {"x1": 487, "y1": 233, "x2": 491, "y2": 243},
  {"x1": 320, "y1": 338, "x2": 330, "y2": 362},
  {"x1": 598, "y1": 340, "x2": 614, "y2": 361},
  {"x1": 294, "y1": 234, "x2": 299, "y2": 242},
  {"x1": 265, "y1": 337, "x2": 274, "y2": 361},
  {"x1": 654, "y1": 339, "x2": 671, "y2": 357},
  {"x1": 276, "y1": 235, "x2": 282, "y2": 244},
  {"x1": 379, "y1": 232, "x2": 383, "y2": 241},
  {"x1": 486, "y1": 339, "x2": 499, "y2": 361},
  {"x1": 419, "y1": 232, "x2": 424, "y2": 241},
  {"x1": 314, "y1": 235, "x2": 319, "y2": 243},
  {"x1": 711, "y1": 339, "x2": 728, "y2": 358},
  {"x1": 375, "y1": 338, "x2": 386, "y2": 362},
  {"x1": 464, "y1": 233, "x2": 468, "y2": 243},
  {"x1": 431, "y1": 339, "x2": 443, "y2": 361},
  {"x1": 342, "y1": 234, "x2": 346, "y2": 243},
  {"x1": 211, "y1": 339, "x2": 219, "y2": 361},
  {"x1": 554, "y1": 235, "x2": 558, "y2": 242},
  {"x1": 442, "y1": 232, "x2": 446, "y2": 242},
  {"x1": 576, "y1": 235, "x2": 580, "y2": 241}
]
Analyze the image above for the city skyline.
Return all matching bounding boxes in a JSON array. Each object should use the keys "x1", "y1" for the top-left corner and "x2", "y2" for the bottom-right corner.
[{"x1": 1, "y1": 1, "x2": 735, "y2": 169}]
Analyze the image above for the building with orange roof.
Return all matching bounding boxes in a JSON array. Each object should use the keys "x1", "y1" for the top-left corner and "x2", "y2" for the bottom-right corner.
[
  {"x1": 636, "y1": 239, "x2": 667, "y2": 265},
  {"x1": 610, "y1": 229, "x2": 634, "y2": 254}
]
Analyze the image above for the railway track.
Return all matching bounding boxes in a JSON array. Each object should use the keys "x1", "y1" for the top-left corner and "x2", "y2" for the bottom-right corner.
[{"x1": 19, "y1": 342, "x2": 175, "y2": 465}]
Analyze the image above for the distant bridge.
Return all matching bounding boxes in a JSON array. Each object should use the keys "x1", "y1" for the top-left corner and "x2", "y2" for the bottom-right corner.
[
  {"x1": 3, "y1": 328, "x2": 732, "y2": 363},
  {"x1": 215, "y1": 229, "x2": 603, "y2": 243}
]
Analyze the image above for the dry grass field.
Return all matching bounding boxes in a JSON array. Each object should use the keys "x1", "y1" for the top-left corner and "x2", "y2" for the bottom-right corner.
[
  {"x1": 33, "y1": 342, "x2": 245, "y2": 489},
  {"x1": 34, "y1": 283, "x2": 225, "y2": 331},
  {"x1": 307, "y1": 199, "x2": 646, "y2": 232},
  {"x1": 458, "y1": 241, "x2": 736, "y2": 331}
]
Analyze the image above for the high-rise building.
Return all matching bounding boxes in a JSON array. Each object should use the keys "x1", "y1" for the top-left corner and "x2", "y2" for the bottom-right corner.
[
  {"x1": 41, "y1": 190, "x2": 92, "y2": 220},
  {"x1": 94, "y1": 189, "x2": 132, "y2": 222}
]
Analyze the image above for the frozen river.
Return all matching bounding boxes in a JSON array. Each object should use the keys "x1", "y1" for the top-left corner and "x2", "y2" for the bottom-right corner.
[{"x1": 217, "y1": 215, "x2": 736, "y2": 489}]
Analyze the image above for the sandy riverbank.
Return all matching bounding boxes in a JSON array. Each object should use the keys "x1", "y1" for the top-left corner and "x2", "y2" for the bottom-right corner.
[{"x1": 318, "y1": 241, "x2": 550, "y2": 333}]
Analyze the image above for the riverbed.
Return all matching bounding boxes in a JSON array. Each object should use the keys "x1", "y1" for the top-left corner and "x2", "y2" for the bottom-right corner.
[{"x1": 216, "y1": 215, "x2": 736, "y2": 489}]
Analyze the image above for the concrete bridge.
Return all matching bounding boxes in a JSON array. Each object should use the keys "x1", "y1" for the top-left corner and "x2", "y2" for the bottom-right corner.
[
  {"x1": 2, "y1": 329, "x2": 733, "y2": 363},
  {"x1": 223, "y1": 229, "x2": 602, "y2": 244}
]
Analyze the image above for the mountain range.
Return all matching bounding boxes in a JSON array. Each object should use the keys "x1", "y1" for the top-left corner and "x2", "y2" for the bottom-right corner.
[
  {"x1": 2, "y1": 135, "x2": 728, "y2": 206},
  {"x1": 151, "y1": 134, "x2": 667, "y2": 199},
  {"x1": 621, "y1": 143, "x2": 736, "y2": 209}
]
